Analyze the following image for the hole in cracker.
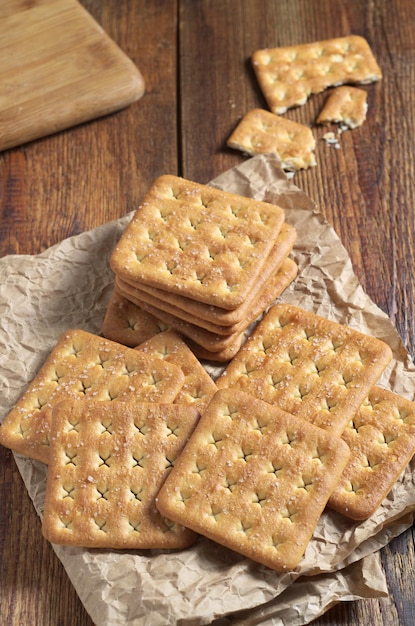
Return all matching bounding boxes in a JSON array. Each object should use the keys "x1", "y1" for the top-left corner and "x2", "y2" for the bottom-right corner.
[
  {"x1": 160, "y1": 518, "x2": 177, "y2": 534},
  {"x1": 222, "y1": 476, "x2": 238, "y2": 492},
  {"x1": 251, "y1": 491, "x2": 268, "y2": 507},
  {"x1": 93, "y1": 517, "x2": 109, "y2": 533},
  {"x1": 64, "y1": 450, "x2": 78, "y2": 466},
  {"x1": 68, "y1": 342, "x2": 83, "y2": 358},
  {"x1": 66, "y1": 418, "x2": 80, "y2": 433},
  {"x1": 134, "y1": 421, "x2": 149, "y2": 436},
  {"x1": 281, "y1": 506, "x2": 297, "y2": 523},
  {"x1": 252, "y1": 417, "x2": 268, "y2": 435},
  {"x1": 99, "y1": 420, "x2": 114, "y2": 435},
  {"x1": 281, "y1": 430, "x2": 297, "y2": 447},
  {"x1": 237, "y1": 520, "x2": 253, "y2": 536},
  {"x1": 311, "y1": 446, "x2": 326, "y2": 464},
  {"x1": 129, "y1": 520, "x2": 142, "y2": 533},
  {"x1": 269, "y1": 535, "x2": 284, "y2": 550},
  {"x1": 222, "y1": 404, "x2": 240, "y2": 420},
  {"x1": 237, "y1": 446, "x2": 255, "y2": 462},
  {"x1": 363, "y1": 455, "x2": 381, "y2": 470},
  {"x1": 123, "y1": 363, "x2": 137, "y2": 377},
  {"x1": 15, "y1": 420, "x2": 30, "y2": 437},
  {"x1": 208, "y1": 505, "x2": 222, "y2": 521},
  {"x1": 164, "y1": 455, "x2": 175, "y2": 470},
  {"x1": 147, "y1": 372, "x2": 165, "y2": 388},
  {"x1": 51, "y1": 367, "x2": 65, "y2": 383},
  {"x1": 346, "y1": 479, "x2": 363, "y2": 495},
  {"x1": 192, "y1": 460, "x2": 208, "y2": 476},
  {"x1": 267, "y1": 460, "x2": 284, "y2": 477},
  {"x1": 62, "y1": 484, "x2": 76, "y2": 499},
  {"x1": 297, "y1": 475, "x2": 314, "y2": 492},
  {"x1": 98, "y1": 451, "x2": 113, "y2": 467},
  {"x1": 130, "y1": 486, "x2": 144, "y2": 501},
  {"x1": 269, "y1": 373, "x2": 285, "y2": 389},
  {"x1": 59, "y1": 515, "x2": 73, "y2": 530},
  {"x1": 177, "y1": 489, "x2": 192, "y2": 504},
  {"x1": 97, "y1": 352, "x2": 111, "y2": 368},
  {"x1": 166, "y1": 423, "x2": 181, "y2": 438},
  {"x1": 131, "y1": 452, "x2": 146, "y2": 468},
  {"x1": 208, "y1": 432, "x2": 225, "y2": 449},
  {"x1": 96, "y1": 486, "x2": 110, "y2": 501}
]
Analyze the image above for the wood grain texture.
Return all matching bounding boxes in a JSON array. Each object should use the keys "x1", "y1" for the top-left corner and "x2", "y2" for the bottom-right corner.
[
  {"x1": 0, "y1": 0, "x2": 145, "y2": 151},
  {"x1": 1, "y1": 0, "x2": 415, "y2": 625}
]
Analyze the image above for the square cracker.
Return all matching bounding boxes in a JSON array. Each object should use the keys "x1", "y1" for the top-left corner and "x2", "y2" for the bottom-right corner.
[
  {"x1": 109, "y1": 175, "x2": 285, "y2": 310},
  {"x1": 42, "y1": 399, "x2": 199, "y2": 549},
  {"x1": 156, "y1": 388, "x2": 350, "y2": 571},
  {"x1": 135, "y1": 330, "x2": 218, "y2": 411},
  {"x1": 227, "y1": 108, "x2": 316, "y2": 171},
  {"x1": 0, "y1": 329, "x2": 184, "y2": 464},
  {"x1": 252, "y1": 35, "x2": 381, "y2": 114},
  {"x1": 216, "y1": 304, "x2": 393, "y2": 436},
  {"x1": 329, "y1": 386, "x2": 415, "y2": 520},
  {"x1": 316, "y1": 86, "x2": 368, "y2": 129},
  {"x1": 101, "y1": 289, "x2": 169, "y2": 347}
]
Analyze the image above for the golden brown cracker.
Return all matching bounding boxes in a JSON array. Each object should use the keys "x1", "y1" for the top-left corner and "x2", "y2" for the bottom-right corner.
[
  {"x1": 42, "y1": 399, "x2": 199, "y2": 549},
  {"x1": 329, "y1": 386, "x2": 415, "y2": 520},
  {"x1": 317, "y1": 86, "x2": 368, "y2": 129},
  {"x1": 216, "y1": 304, "x2": 393, "y2": 436},
  {"x1": 156, "y1": 388, "x2": 350, "y2": 571},
  {"x1": 227, "y1": 108, "x2": 316, "y2": 170}
]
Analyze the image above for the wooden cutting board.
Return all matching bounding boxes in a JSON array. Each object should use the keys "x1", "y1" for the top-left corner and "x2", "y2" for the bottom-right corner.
[{"x1": 0, "y1": 0, "x2": 145, "y2": 151}]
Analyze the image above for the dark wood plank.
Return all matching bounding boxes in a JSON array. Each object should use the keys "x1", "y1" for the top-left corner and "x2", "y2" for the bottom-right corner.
[{"x1": 0, "y1": 1, "x2": 178, "y2": 625}]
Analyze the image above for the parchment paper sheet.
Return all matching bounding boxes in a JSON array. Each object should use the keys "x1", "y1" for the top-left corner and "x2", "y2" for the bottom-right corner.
[{"x1": 1, "y1": 154, "x2": 415, "y2": 625}]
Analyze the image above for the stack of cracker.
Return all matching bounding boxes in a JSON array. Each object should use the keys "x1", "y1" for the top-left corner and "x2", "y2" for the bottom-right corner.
[{"x1": 109, "y1": 174, "x2": 298, "y2": 361}]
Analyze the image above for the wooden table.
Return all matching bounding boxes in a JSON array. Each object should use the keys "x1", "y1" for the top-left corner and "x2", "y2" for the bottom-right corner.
[{"x1": 1, "y1": 1, "x2": 415, "y2": 624}]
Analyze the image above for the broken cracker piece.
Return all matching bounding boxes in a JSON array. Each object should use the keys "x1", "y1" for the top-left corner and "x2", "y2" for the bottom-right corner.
[
  {"x1": 227, "y1": 108, "x2": 316, "y2": 171},
  {"x1": 317, "y1": 86, "x2": 368, "y2": 129},
  {"x1": 252, "y1": 35, "x2": 381, "y2": 114}
]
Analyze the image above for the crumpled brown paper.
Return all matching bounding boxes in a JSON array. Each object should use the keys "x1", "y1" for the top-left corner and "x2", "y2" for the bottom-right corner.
[{"x1": 1, "y1": 154, "x2": 415, "y2": 625}]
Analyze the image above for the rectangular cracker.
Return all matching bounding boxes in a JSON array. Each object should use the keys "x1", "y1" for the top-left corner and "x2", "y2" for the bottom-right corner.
[
  {"x1": 252, "y1": 35, "x2": 382, "y2": 114},
  {"x1": 116, "y1": 257, "x2": 298, "y2": 336},
  {"x1": 109, "y1": 174, "x2": 286, "y2": 310},
  {"x1": 227, "y1": 108, "x2": 316, "y2": 171},
  {"x1": 135, "y1": 330, "x2": 218, "y2": 411},
  {"x1": 116, "y1": 222, "x2": 297, "y2": 328},
  {"x1": 316, "y1": 86, "x2": 368, "y2": 129},
  {"x1": 216, "y1": 304, "x2": 393, "y2": 436},
  {"x1": 0, "y1": 329, "x2": 184, "y2": 464},
  {"x1": 156, "y1": 388, "x2": 350, "y2": 571},
  {"x1": 329, "y1": 386, "x2": 415, "y2": 520},
  {"x1": 42, "y1": 399, "x2": 199, "y2": 549},
  {"x1": 101, "y1": 289, "x2": 169, "y2": 347}
]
